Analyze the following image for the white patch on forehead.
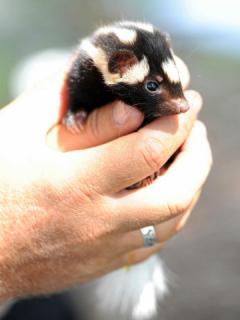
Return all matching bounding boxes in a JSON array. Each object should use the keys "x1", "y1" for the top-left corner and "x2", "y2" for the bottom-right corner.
[
  {"x1": 119, "y1": 21, "x2": 154, "y2": 33},
  {"x1": 80, "y1": 39, "x2": 149, "y2": 85},
  {"x1": 162, "y1": 58, "x2": 180, "y2": 83},
  {"x1": 95, "y1": 26, "x2": 137, "y2": 44}
]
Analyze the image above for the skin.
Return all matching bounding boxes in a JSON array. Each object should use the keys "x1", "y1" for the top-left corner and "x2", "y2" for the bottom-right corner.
[{"x1": 0, "y1": 58, "x2": 212, "y2": 302}]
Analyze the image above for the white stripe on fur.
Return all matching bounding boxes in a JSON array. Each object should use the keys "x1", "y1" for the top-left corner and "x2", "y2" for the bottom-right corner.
[
  {"x1": 162, "y1": 58, "x2": 180, "y2": 83},
  {"x1": 81, "y1": 39, "x2": 149, "y2": 85},
  {"x1": 95, "y1": 27, "x2": 137, "y2": 44},
  {"x1": 119, "y1": 21, "x2": 154, "y2": 33}
]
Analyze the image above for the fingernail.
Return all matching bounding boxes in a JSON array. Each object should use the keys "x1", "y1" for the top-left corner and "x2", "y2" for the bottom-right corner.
[
  {"x1": 184, "y1": 90, "x2": 202, "y2": 115},
  {"x1": 112, "y1": 102, "x2": 143, "y2": 127}
]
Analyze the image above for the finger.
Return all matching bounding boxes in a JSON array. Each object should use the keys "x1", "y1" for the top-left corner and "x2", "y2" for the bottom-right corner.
[
  {"x1": 122, "y1": 190, "x2": 202, "y2": 265},
  {"x1": 118, "y1": 219, "x2": 180, "y2": 252},
  {"x1": 163, "y1": 121, "x2": 212, "y2": 203},
  {"x1": 117, "y1": 188, "x2": 202, "y2": 252},
  {"x1": 111, "y1": 120, "x2": 212, "y2": 230},
  {"x1": 63, "y1": 90, "x2": 202, "y2": 194},
  {"x1": 47, "y1": 101, "x2": 144, "y2": 151},
  {"x1": 176, "y1": 188, "x2": 202, "y2": 231},
  {"x1": 81, "y1": 192, "x2": 202, "y2": 275}
]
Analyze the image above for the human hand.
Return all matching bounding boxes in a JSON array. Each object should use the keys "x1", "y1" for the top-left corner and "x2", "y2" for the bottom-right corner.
[
  {"x1": 47, "y1": 56, "x2": 212, "y2": 266},
  {"x1": 0, "y1": 58, "x2": 211, "y2": 302}
]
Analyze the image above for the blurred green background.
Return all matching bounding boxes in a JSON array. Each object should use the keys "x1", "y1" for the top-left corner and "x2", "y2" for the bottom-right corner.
[{"x1": 1, "y1": 0, "x2": 240, "y2": 319}]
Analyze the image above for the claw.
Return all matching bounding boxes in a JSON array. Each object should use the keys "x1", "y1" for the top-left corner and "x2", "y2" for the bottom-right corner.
[{"x1": 63, "y1": 110, "x2": 88, "y2": 134}]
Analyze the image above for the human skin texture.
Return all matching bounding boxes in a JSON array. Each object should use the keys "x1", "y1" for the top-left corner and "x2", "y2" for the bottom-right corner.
[{"x1": 0, "y1": 57, "x2": 212, "y2": 301}]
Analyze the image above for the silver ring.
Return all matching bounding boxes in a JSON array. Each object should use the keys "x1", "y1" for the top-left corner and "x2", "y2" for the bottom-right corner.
[{"x1": 140, "y1": 225, "x2": 156, "y2": 247}]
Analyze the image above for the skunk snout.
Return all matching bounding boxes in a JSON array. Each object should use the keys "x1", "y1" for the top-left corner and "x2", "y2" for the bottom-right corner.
[
  {"x1": 169, "y1": 98, "x2": 189, "y2": 113},
  {"x1": 159, "y1": 97, "x2": 189, "y2": 117}
]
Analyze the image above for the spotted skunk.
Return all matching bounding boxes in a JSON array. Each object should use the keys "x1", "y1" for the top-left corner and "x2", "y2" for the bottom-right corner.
[
  {"x1": 64, "y1": 21, "x2": 188, "y2": 320},
  {"x1": 64, "y1": 21, "x2": 188, "y2": 131}
]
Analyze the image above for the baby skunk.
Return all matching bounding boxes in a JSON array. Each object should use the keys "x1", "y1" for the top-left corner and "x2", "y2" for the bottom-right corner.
[
  {"x1": 64, "y1": 21, "x2": 188, "y2": 320},
  {"x1": 64, "y1": 21, "x2": 188, "y2": 131}
]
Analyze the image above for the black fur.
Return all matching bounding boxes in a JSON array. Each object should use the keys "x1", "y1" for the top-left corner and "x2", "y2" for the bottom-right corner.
[{"x1": 67, "y1": 52, "x2": 115, "y2": 113}]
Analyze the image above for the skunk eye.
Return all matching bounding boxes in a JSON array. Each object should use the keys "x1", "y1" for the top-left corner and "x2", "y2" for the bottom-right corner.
[{"x1": 145, "y1": 80, "x2": 160, "y2": 92}]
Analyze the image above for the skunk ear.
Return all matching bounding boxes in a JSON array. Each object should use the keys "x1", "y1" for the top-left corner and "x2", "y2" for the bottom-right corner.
[{"x1": 108, "y1": 50, "x2": 138, "y2": 76}]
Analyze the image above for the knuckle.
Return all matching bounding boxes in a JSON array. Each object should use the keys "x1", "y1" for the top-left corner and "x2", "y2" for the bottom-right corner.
[
  {"x1": 165, "y1": 190, "x2": 191, "y2": 219},
  {"x1": 73, "y1": 205, "x2": 114, "y2": 245},
  {"x1": 84, "y1": 218, "x2": 112, "y2": 242},
  {"x1": 166, "y1": 200, "x2": 188, "y2": 219},
  {"x1": 57, "y1": 173, "x2": 97, "y2": 204},
  {"x1": 138, "y1": 136, "x2": 168, "y2": 172}
]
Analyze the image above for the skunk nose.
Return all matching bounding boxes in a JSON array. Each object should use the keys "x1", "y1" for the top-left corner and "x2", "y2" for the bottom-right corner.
[{"x1": 171, "y1": 98, "x2": 190, "y2": 113}]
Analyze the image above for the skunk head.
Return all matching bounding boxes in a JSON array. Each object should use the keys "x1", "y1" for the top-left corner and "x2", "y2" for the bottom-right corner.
[{"x1": 80, "y1": 21, "x2": 188, "y2": 121}]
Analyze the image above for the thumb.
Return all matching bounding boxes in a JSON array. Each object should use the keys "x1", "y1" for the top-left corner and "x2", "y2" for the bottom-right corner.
[{"x1": 47, "y1": 101, "x2": 144, "y2": 151}]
